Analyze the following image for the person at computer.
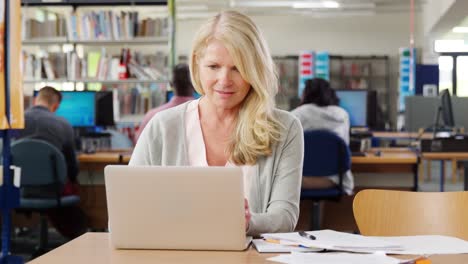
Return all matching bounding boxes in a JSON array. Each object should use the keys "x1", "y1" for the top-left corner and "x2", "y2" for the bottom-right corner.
[
  {"x1": 131, "y1": 11, "x2": 304, "y2": 236},
  {"x1": 17, "y1": 86, "x2": 87, "y2": 239},
  {"x1": 134, "y1": 63, "x2": 195, "y2": 142},
  {"x1": 291, "y1": 78, "x2": 354, "y2": 195}
]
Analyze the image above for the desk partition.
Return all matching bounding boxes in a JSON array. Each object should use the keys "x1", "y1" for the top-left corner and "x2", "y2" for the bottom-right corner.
[{"x1": 405, "y1": 96, "x2": 468, "y2": 132}]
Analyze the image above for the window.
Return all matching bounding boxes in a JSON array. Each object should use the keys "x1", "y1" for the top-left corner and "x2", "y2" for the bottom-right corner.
[
  {"x1": 439, "y1": 56, "x2": 453, "y2": 94},
  {"x1": 456, "y1": 56, "x2": 468, "y2": 96}
]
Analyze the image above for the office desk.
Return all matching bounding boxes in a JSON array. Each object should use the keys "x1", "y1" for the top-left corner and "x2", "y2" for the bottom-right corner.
[
  {"x1": 372, "y1": 131, "x2": 433, "y2": 140},
  {"x1": 78, "y1": 151, "x2": 132, "y2": 170},
  {"x1": 422, "y1": 152, "x2": 468, "y2": 191},
  {"x1": 76, "y1": 149, "x2": 420, "y2": 229},
  {"x1": 30, "y1": 233, "x2": 468, "y2": 264},
  {"x1": 352, "y1": 148, "x2": 419, "y2": 190}
]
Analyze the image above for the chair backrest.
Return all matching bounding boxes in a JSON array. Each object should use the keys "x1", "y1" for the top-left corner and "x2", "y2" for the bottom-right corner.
[
  {"x1": 353, "y1": 189, "x2": 468, "y2": 240},
  {"x1": 303, "y1": 129, "x2": 351, "y2": 177},
  {"x1": 11, "y1": 138, "x2": 67, "y2": 186}
]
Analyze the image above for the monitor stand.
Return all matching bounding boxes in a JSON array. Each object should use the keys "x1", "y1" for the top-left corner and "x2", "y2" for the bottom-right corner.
[{"x1": 431, "y1": 106, "x2": 454, "y2": 139}]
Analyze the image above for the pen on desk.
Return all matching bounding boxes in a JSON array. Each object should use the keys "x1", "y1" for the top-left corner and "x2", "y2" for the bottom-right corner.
[
  {"x1": 298, "y1": 231, "x2": 316, "y2": 240},
  {"x1": 263, "y1": 238, "x2": 309, "y2": 248},
  {"x1": 264, "y1": 238, "x2": 280, "y2": 244}
]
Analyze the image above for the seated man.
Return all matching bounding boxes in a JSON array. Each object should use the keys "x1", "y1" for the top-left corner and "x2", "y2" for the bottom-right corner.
[{"x1": 17, "y1": 86, "x2": 86, "y2": 238}]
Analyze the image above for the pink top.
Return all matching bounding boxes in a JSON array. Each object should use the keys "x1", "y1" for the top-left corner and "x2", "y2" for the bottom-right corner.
[
  {"x1": 135, "y1": 95, "x2": 194, "y2": 142},
  {"x1": 185, "y1": 99, "x2": 256, "y2": 201}
]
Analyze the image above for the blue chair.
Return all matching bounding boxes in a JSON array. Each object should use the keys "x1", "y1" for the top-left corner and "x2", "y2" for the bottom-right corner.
[
  {"x1": 11, "y1": 139, "x2": 80, "y2": 257},
  {"x1": 301, "y1": 130, "x2": 351, "y2": 230}
]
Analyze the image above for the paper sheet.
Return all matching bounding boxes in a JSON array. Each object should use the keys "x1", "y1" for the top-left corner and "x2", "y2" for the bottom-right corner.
[
  {"x1": 262, "y1": 230, "x2": 402, "y2": 252},
  {"x1": 252, "y1": 239, "x2": 322, "y2": 253},
  {"x1": 378, "y1": 235, "x2": 468, "y2": 255},
  {"x1": 268, "y1": 252, "x2": 404, "y2": 264}
]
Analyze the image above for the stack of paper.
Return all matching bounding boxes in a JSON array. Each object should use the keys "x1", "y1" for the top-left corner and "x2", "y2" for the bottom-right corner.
[
  {"x1": 261, "y1": 230, "x2": 403, "y2": 253},
  {"x1": 377, "y1": 235, "x2": 468, "y2": 255},
  {"x1": 258, "y1": 230, "x2": 468, "y2": 255},
  {"x1": 252, "y1": 239, "x2": 322, "y2": 253},
  {"x1": 268, "y1": 252, "x2": 412, "y2": 264}
]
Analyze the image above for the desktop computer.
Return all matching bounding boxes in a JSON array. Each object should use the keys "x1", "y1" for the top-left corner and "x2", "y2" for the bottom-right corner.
[
  {"x1": 421, "y1": 135, "x2": 468, "y2": 152},
  {"x1": 335, "y1": 89, "x2": 377, "y2": 129}
]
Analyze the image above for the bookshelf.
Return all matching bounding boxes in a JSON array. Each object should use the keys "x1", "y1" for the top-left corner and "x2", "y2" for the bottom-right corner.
[
  {"x1": 329, "y1": 55, "x2": 391, "y2": 129},
  {"x1": 20, "y1": 0, "x2": 174, "y2": 128}
]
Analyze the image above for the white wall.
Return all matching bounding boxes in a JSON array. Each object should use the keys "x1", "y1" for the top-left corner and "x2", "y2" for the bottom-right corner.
[
  {"x1": 423, "y1": 0, "x2": 456, "y2": 35},
  {"x1": 177, "y1": 12, "x2": 425, "y2": 127},
  {"x1": 177, "y1": 12, "x2": 424, "y2": 57}
]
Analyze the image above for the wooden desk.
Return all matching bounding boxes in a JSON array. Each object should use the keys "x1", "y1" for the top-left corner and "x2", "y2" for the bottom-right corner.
[
  {"x1": 78, "y1": 151, "x2": 132, "y2": 170},
  {"x1": 422, "y1": 152, "x2": 468, "y2": 191},
  {"x1": 352, "y1": 148, "x2": 419, "y2": 190},
  {"x1": 76, "y1": 148, "x2": 419, "y2": 229},
  {"x1": 30, "y1": 233, "x2": 468, "y2": 264},
  {"x1": 372, "y1": 131, "x2": 433, "y2": 140}
]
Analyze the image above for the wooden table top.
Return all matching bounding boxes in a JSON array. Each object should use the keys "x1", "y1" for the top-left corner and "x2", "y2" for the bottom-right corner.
[
  {"x1": 422, "y1": 152, "x2": 468, "y2": 160},
  {"x1": 78, "y1": 148, "x2": 418, "y2": 165},
  {"x1": 372, "y1": 131, "x2": 433, "y2": 140},
  {"x1": 352, "y1": 148, "x2": 418, "y2": 164},
  {"x1": 29, "y1": 233, "x2": 468, "y2": 264},
  {"x1": 78, "y1": 150, "x2": 132, "y2": 164}
]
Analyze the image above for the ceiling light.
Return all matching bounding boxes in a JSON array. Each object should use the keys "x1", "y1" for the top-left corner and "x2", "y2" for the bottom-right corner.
[
  {"x1": 293, "y1": 1, "x2": 340, "y2": 9},
  {"x1": 452, "y1": 27, "x2": 468, "y2": 33}
]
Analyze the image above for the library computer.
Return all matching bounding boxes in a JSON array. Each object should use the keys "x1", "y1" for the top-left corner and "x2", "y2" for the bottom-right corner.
[
  {"x1": 421, "y1": 89, "x2": 468, "y2": 152},
  {"x1": 335, "y1": 90, "x2": 378, "y2": 155}
]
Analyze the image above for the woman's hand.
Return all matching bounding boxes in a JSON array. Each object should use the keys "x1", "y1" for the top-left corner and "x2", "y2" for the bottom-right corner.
[{"x1": 245, "y1": 198, "x2": 251, "y2": 231}]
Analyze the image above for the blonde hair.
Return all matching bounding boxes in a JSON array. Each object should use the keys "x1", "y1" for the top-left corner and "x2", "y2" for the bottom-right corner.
[{"x1": 189, "y1": 10, "x2": 282, "y2": 165}]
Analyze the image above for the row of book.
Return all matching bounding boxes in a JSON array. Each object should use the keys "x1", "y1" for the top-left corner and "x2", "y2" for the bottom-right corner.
[
  {"x1": 23, "y1": 14, "x2": 67, "y2": 39},
  {"x1": 67, "y1": 10, "x2": 169, "y2": 41},
  {"x1": 115, "y1": 84, "x2": 167, "y2": 117},
  {"x1": 22, "y1": 48, "x2": 168, "y2": 81},
  {"x1": 22, "y1": 9, "x2": 168, "y2": 41}
]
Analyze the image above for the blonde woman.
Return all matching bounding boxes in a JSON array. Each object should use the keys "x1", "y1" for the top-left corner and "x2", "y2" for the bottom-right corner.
[{"x1": 131, "y1": 11, "x2": 304, "y2": 236}]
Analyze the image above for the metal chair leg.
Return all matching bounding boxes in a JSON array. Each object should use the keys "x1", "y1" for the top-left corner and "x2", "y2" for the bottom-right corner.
[
  {"x1": 31, "y1": 214, "x2": 49, "y2": 259},
  {"x1": 310, "y1": 201, "x2": 321, "y2": 231}
]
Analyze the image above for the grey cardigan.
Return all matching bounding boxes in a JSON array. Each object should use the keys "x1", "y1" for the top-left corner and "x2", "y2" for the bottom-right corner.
[{"x1": 130, "y1": 101, "x2": 304, "y2": 236}]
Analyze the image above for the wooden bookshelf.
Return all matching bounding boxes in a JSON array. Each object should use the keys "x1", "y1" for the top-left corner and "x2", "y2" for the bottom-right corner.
[{"x1": 21, "y1": 0, "x2": 174, "y2": 127}]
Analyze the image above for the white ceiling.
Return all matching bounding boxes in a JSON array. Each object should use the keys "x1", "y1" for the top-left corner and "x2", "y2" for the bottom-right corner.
[{"x1": 175, "y1": 0, "x2": 427, "y2": 19}]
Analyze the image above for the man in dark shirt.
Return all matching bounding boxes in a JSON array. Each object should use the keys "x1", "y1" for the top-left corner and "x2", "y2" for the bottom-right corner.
[
  {"x1": 19, "y1": 86, "x2": 79, "y2": 184},
  {"x1": 17, "y1": 86, "x2": 86, "y2": 239}
]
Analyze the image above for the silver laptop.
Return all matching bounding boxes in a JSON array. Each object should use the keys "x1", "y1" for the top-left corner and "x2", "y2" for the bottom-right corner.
[{"x1": 104, "y1": 165, "x2": 251, "y2": 251}]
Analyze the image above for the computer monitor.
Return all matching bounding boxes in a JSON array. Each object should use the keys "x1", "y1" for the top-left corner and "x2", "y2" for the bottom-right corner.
[
  {"x1": 440, "y1": 89, "x2": 455, "y2": 127},
  {"x1": 96, "y1": 91, "x2": 115, "y2": 127},
  {"x1": 55, "y1": 91, "x2": 96, "y2": 127},
  {"x1": 335, "y1": 90, "x2": 368, "y2": 127},
  {"x1": 166, "y1": 90, "x2": 201, "y2": 102}
]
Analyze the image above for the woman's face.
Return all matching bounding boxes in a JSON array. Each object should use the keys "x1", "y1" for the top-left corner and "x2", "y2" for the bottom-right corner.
[{"x1": 197, "y1": 39, "x2": 251, "y2": 111}]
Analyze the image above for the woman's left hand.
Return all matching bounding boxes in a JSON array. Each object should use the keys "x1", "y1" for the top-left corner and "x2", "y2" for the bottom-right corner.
[{"x1": 245, "y1": 198, "x2": 251, "y2": 231}]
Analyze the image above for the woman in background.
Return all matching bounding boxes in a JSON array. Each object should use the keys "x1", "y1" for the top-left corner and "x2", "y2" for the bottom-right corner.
[{"x1": 291, "y1": 78, "x2": 354, "y2": 195}]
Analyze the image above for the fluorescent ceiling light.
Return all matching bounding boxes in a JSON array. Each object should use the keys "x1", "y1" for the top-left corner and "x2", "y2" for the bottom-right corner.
[
  {"x1": 452, "y1": 27, "x2": 468, "y2": 33},
  {"x1": 293, "y1": 1, "x2": 340, "y2": 9}
]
